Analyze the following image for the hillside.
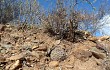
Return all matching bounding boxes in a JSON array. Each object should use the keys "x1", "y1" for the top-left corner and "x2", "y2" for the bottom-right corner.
[{"x1": 0, "y1": 24, "x2": 110, "y2": 70}]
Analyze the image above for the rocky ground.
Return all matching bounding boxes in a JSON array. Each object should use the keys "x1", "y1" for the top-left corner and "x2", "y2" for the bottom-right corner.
[{"x1": 1, "y1": 24, "x2": 110, "y2": 70}]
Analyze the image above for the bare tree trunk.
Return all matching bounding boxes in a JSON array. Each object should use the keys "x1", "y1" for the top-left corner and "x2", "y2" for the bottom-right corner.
[{"x1": 69, "y1": 19, "x2": 75, "y2": 42}]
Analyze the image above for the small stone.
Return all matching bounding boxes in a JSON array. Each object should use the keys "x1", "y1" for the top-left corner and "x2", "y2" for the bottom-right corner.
[
  {"x1": 5, "y1": 24, "x2": 11, "y2": 28},
  {"x1": 32, "y1": 45, "x2": 39, "y2": 49},
  {"x1": 32, "y1": 40, "x2": 40, "y2": 43},
  {"x1": 5, "y1": 63, "x2": 13, "y2": 70},
  {"x1": 34, "y1": 51, "x2": 45, "y2": 59},
  {"x1": 0, "y1": 32, "x2": 3, "y2": 35},
  {"x1": 37, "y1": 44, "x2": 47, "y2": 51},
  {"x1": 49, "y1": 61, "x2": 59, "y2": 67},
  {"x1": 2, "y1": 44, "x2": 12, "y2": 50},
  {"x1": 0, "y1": 56, "x2": 6, "y2": 63},
  {"x1": 30, "y1": 51, "x2": 40, "y2": 59},
  {"x1": 54, "y1": 40, "x2": 61, "y2": 45},
  {"x1": 9, "y1": 60, "x2": 21, "y2": 70},
  {"x1": 68, "y1": 55, "x2": 75, "y2": 64},
  {"x1": 65, "y1": 64, "x2": 73, "y2": 68},
  {"x1": 0, "y1": 49, "x2": 6, "y2": 53},
  {"x1": 0, "y1": 24, "x2": 6, "y2": 32}
]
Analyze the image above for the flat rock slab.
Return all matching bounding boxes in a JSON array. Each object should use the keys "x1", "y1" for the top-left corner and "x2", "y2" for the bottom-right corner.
[
  {"x1": 90, "y1": 47, "x2": 106, "y2": 59},
  {"x1": 7, "y1": 52, "x2": 27, "y2": 60}
]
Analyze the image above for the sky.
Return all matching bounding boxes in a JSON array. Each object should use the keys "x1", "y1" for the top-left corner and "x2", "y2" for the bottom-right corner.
[
  {"x1": 97, "y1": 14, "x2": 110, "y2": 36},
  {"x1": 37, "y1": 0, "x2": 110, "y2": 13},
  {"x1": 37, "y1": 0, "x2": 110, "y2": 36},
  {"x1": 16, "y1": 0, "x2": 110, "y2": 36}
]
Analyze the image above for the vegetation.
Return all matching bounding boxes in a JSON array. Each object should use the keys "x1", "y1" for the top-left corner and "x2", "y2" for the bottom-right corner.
[{"x1": 0, "y1": 0, "x2": 110, "y2": 42}]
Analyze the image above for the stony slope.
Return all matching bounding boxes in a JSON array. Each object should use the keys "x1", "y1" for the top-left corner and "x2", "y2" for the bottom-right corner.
[{"x1": 0, "y1": 24, "x2": 110, "y2": 70}]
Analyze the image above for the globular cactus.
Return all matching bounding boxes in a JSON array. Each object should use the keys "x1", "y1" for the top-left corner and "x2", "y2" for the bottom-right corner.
[{"x1": 50, "y1": 46, "x2": 66, "y2": 61}]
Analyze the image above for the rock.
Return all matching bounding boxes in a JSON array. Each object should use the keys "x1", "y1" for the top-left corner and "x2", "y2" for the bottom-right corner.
[
  {"x1": 35, "y1": 51, "x2": 45, "y2": 59},
  {"x1": 49, "y1": 61, "x2": 59, "y2": 67},
  {"x1": 65, "y1": 64, "x2": 73, "y2": 68},
  {"x1": 54, "y1": 40, "x2": 61, "y2": 45},
  {"x1": 98, "y1": 36, "x2": 110, "y2": 42},
  {"x1": 103, "y1": 59, "x2": 110, "y2": 70},
  {"x1": 22, "y1": 67, "x2": 35, "y2": 70},
  {"x1": 32, "y1": 40, "x2": 39, "y2": 43},
  {"x1": 31, "y1": 39, "x2": 44, "y2": 44},
  {"x1": 30, "y1": 51, "x2": 40, "y2": 59},
  {"x1": 0, "y1": 56, "x2": 6, "y2": 63},
  {"x1": 74, "y1": 50, "x2": 92, "y2": 61},
  {"x1": 37, "y1": 44, "x2": 47, "y2": 51},
  {"x1": 1, "y1": 44, "x2": 12, "y2": 50},
  {"x1": 40, "y1": 57, "x2": 50, "y2": 64},
  {"x1": 75, "y1": 30, "x2": 91, "y2": 36},
  {"x1": 9, "y1": 60, "x2": 21, "y2": 70},
  {"x1": 5, "y1": 63, "x2": 13, "y2": 70},
  {"x1": 75, "y1": 30, "x2": 91, "y2": 40},
  {"x1": 97, "y1": 41, "x2": 110, "y2": 55},
  {"x1": 0, "y1": 33, "x2": 2, "y2": 41},
  {"x1": 90, "y1": 47, "x2": 106, "y2": 59},
  {"x1": 73, "y1": 44, "x2": 91, "y2": 52},
  {"x1": 60, "y1": 55, "x2": 75, "y2": 68},
  {"x1": 7, "y1": 52, "x2": 26, "y2": 60},
  {"x1": 32, "y1": 40, "x2": 43, "y2": 44},
  {"x1": 32, "y1": 45, "x2": 39, "y2": 50},
  {"x1": 5, "y1": 24, "x2": 12, "y2": 28},
  {"x1": 45, "y1": 67, "x2": 60, "y2": 70},
  {"x1": 50, "y1": 46, "x2": 66, "y2": 61},
  {"x1": 0, "y1": 49, "x2": 6, "y2": 53},
  {"x1": 33, "y1": 66, "x2": 39, "y2": 70},
  {"x1": 5, "y1": 27, "x2": 12, "y2": 32},
  {"x1": 0, "y1": 32, "x2": 2, "y2": 35},
  {"x1": 23, "y1": 42, "x2": 32, "y2": 47},
  {"x1": 10, "y1": 32, "x2": 24, "y2": 38},
  {"x1": 88, "y1": 36, "x2": 98, "y2": 42},
  {"x1": 0, "y1": 24, "x2": 6, "y2": 32},
  {"x1": 94, "y1": 59, "x2": 103, "y2": 66},
  {"x1": 69, "y1": 55, "x2": 75, "y2": 63},
  {"x1": 95, "y1": 41, "x2": 108, "y2": 53},
  {"x1": 73, "y1": 58, "x2": 103, "y2": 70},
  {"x1": 82, "y1": 41, "x2": 96, "y2": 47}
]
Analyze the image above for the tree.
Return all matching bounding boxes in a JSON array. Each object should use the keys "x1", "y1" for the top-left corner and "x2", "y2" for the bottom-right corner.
[
  {"x1": 44, "y1": 0, "x2": 96, "y2": 42},
  {"x1": 0, "y1": 0, "x2": 20, "y2": 24}
]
